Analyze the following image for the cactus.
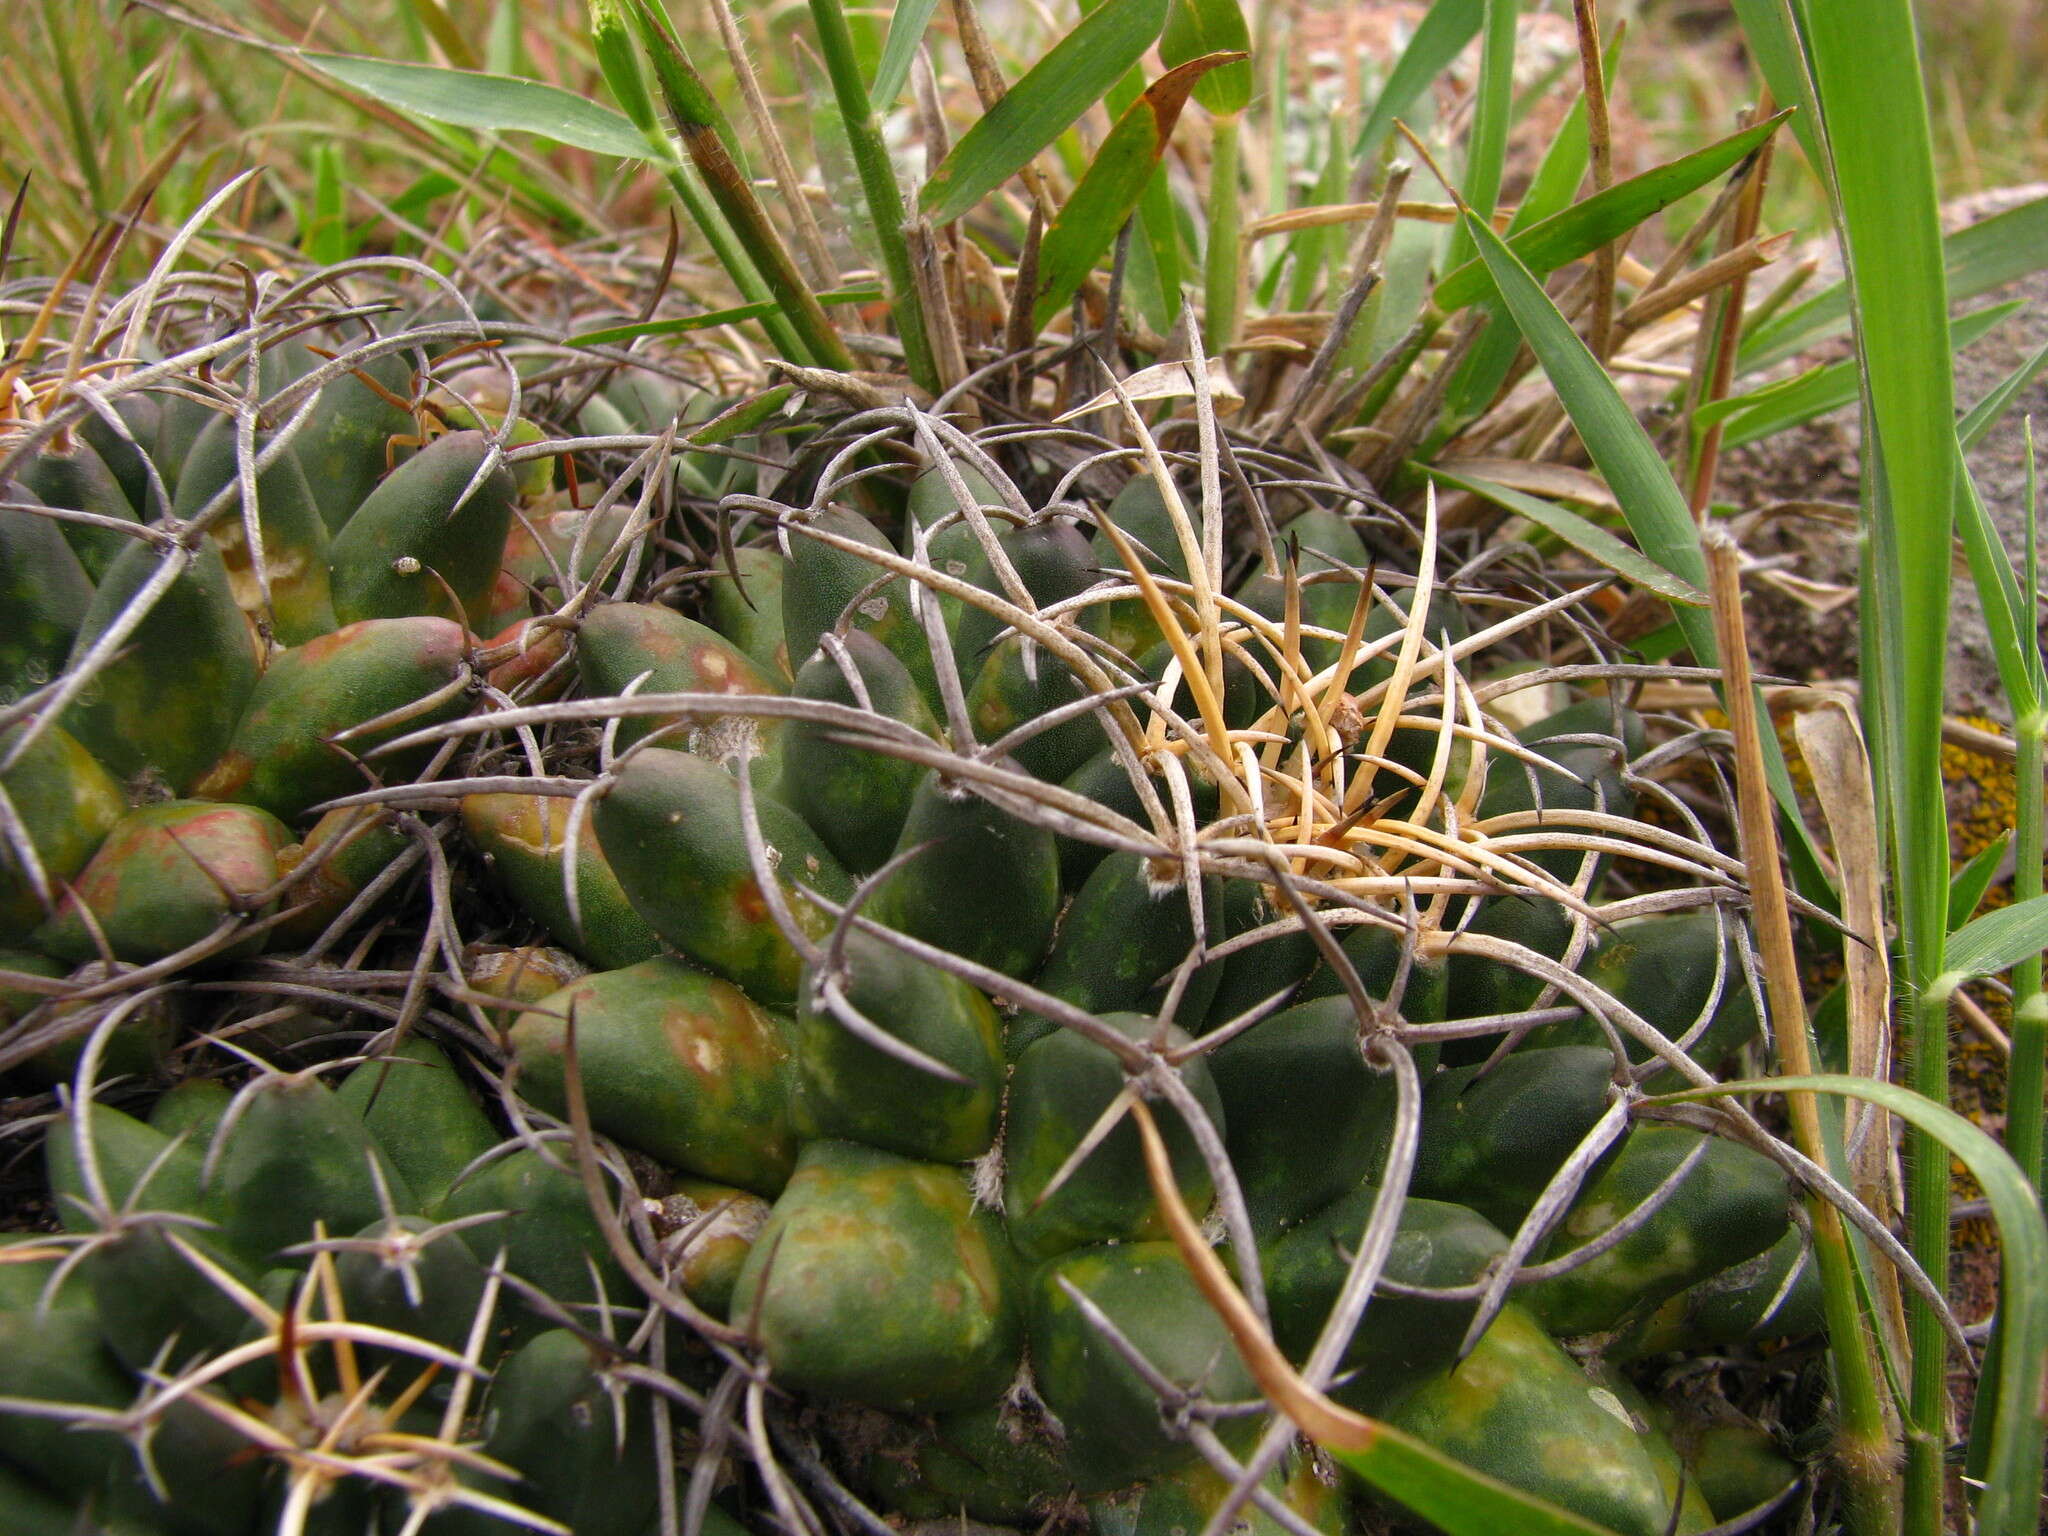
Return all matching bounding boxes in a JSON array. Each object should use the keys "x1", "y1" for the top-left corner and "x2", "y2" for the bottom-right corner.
[{"x1": 0, "y1": 268, "x2": 1827, "y2": 1536}]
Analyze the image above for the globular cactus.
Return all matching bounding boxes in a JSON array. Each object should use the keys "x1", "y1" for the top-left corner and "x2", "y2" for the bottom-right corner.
[
  {"x1": 0, "y1": 271, "x2": 1819, "y2": 1536},
  {"x1": 6, "y1": 1034, "x2": 660, "y2": 1536}
]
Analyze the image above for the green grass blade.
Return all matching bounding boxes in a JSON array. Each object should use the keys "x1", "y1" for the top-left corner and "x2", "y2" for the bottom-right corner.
[
  {"x1": 1162, "y1": 0, "x2": 1253, "y2": 345},
  {"x1": 1802, "y1": 0, "x2": 1955, "y2": 961},
  {"x1": 573, "y1": 286, "x2": 882, "y2": 346},
  {"x1": 1507, "y1": 28, "x2": 1624, "y2": 235},
  {"x1": 1433, "y1": 110, "x2": 1791, "y2": 311},
  {"x1": 1663, "y1": 1075, "x2": 2047, "y2": 1536},
  {"x1": 808, "y1": 0, "x2": 939, "y2": 390},
  {"x1": 628, "y1": 0, "x2": 855, "y2": 371},
  {"x1": 389, "y1": 171, "x2": 463, "y2": 222},
  {"x1": 1160, "y1": 0, "x2": 1251, "y2": 115},
  {"x1": 583, "y1": 0, "x2": 807, "y2": 359},
  {"x1": 302, "y1": 142, "x2": 353, "y2": 265},
  {"x1": 1351, "y1": 0, "x2": 1482, "y2": 169},
  {"x1": 1459, "y1": 199, "x2": 1836, "y2": 900},
  {"x1": 1954, "y1": 467, "x2": 2043, "y2": 722},
  {"x1": 1282, "y1": 117, "x2": 1350, "y2": 312},
  {"x1": 296, "y1": 49, "x2": 653, "y2": 159},
  {"x1": 1200, "y1": 113, "x2": 1245, "y2": 348},
  {"x1": 687, "y1": 385, "x2": 800, "y2": 446},
  {"x1": 2027, "y1": 435, "x2": 2047, "y2": 708},
  {"x1": 1948, "y1": 834, "x2": 2013, "y2": 932},
  {"x1": 39, "y1": 0, "x2": 105, "y2": 213},
  {"x1": 487, "y1": 0, "x2": 527, "y2": 77},
  {"x1": 1434, "y1": 307, "x2": 1518, "y2": 430},
  {"x1": 1458, "y1": 208, "x2": 1714, "y2": 662},
  {"x1": 1798, "y1": 4, "x2": 1960, "y2": 1528},
  {"x1": 620, "y1": 2, "x2": 741, "y2": 146},
  {"x1": 1508, "y1": 124, "x2": 1589, "y2": 234},
  {"x1": 589, "y1": 0, "x2": 661, "y2": 137},
  {"x1": 920, "y1": 0, "x2": 1169, "y2": 225},
  {"x1": 1436, "y1": 29, "x2": 1621, "y2": 428},
  {"x1": 1440, "y1": 0, "x2": 1517, "y2": 277},
  {"x1": 1960, "y1": 339, "x2": 2048, "y2": 453},
  {"x1": 870, "y1": 0, "x2": 942, "y2": 108},
  {"x1": 1950, "y1": 341, "x2": 2048, "y2": 728},
  {"x1": 1699, "y1": 300, "x2": 2020, "y2": 450},
  {"x1": 390, "y1": 0, "x2": 430, "y2": 59},
  {"x1": 1132, "y1": 169, "x2": 1184, "y2": 333},
  {"x1": 1032, "y1": 53, "x2": 1241, "y2": 329},
  {"x1": 1741, "y1": 193, "x2": 2048, "y2": 373},
  {"x1": 1326, "y1": 1429, "x2": 1622, "y2": 1536},
  {"x1": 1944, "y1": 895, "x2": 2048, "y2": 981},
  {"x1": 1726, "y1": 0, "x2": 1824, "y2": 171},
  {"x1": 2003, "y1": 429, "x2": 2046, "y2": 1211},
  {"x1": 1425, "y1": 467, "x2": 1708, "y2": 605},
  {"x1": 398, "y1": 0, "x2": 480, "y2": 70},
  {"x1": 1433, "y1": 26, "x2": 1610, "y2": 428},
  {"x1": 576, "y1": 303, "x2": 784, "y2": 344},
  {"x1": 1096, "y1": 60, "x2": 1179, "y2": 333}
]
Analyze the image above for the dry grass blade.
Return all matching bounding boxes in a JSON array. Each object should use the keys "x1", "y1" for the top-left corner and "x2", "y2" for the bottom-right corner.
[
  {"x1": 1569, "y1": 0, "x2": 1617, "y2": 362},
  {"x1": 1789, "y1": 699, "x2": 1894, "y2": 1189},
  {"x1": 1130, "y1": 1102, "x2": 1619, "y2": 1536},
  {"x1": 1702, "y1": 529, "x2": 1901, "y2": 1526}
]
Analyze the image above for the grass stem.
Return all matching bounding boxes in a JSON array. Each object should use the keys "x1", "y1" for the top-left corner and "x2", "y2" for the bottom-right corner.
[
  {"x1": 2007, "y1": 429, "x2": 2046, "y2": 1194},
  {"x1": 1903, "y1": 981, "x2": 1954, "y2": 1536},
  {"x1": 591, "y1": 0, "x2": 811, "y2": 361},
  {"x1": 629, "y1": 0, "x2": 856, "y2": 372},
  {"x1": 1705, "y1": 529, "x2": 1902, "y2": 1535},
  {"x1": 1686, "y1": 98, "x2": 1775, "y2": 518},
  {"x1": 659, "y1": 164, "x2": 812, "y2": 364},
  {"x1": 1795, "y1": 8, "x2": 1962, "y2": 1521},
  {"x1": 806, "y1": 0, "x2": 940, "y2": 392},
  {"x1": 711, "y1": 0, "x2": 838, "y2": 290},
  {"x1": 2011, "y1": 709, "x2": 2047, "y2": 1191},
  {"x1": 1569, "y1": 0, "x2": 1615, "y2": 363},
  {"x1": 40, "y1": 0, "x2": 106, "y2": 214},
  {"x1": 1204, "y1": 112, "x2": 1244, "y2": 352}
]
